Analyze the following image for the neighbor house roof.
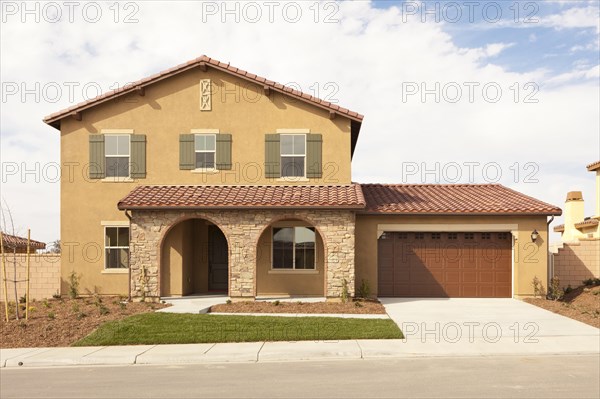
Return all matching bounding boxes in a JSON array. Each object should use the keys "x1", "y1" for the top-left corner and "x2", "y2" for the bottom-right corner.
[
  {"x1": 586, "y1": 161, "x2": 600, "y2": 172},
  {"x1": 359, "y1": 184, "x2": 562, "y2": 215},
  {"x1": 553, "y1": 224, "x2": 565, "y2": 232},
  {"x1": 43, "y1": 55, "x2": 364, "y2": 154},
  {"x1": 117, "y1": 185, "x2": 366, "y2": 210},
  {"x1": 1, "y1": 233, "x2": 46, "y2": 251},
  {"x1": 574, "y1": 218, "x2": 599, "y2": 229}
]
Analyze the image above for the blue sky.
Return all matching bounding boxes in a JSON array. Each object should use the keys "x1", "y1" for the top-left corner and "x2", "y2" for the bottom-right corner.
[{"x1": 0, "y1": 0, "x2": 599, "y2": 243}]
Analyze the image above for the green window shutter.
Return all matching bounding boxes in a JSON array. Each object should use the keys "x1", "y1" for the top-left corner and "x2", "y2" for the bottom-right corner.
[
  {"x1": 216, "y1": 134, "x2": 232, "y2": 170},
  {"x1": 306, "y1": 133, "x2": 322, "y2": 178},
  {"x1": 89, "y1": 134, "x2": 105, "y2": 179},
  {"x1": 179, "y1": 134, "x2": 195, "y2": 170},
  {"x1": 130, "y1": 134, "x2": 146, "y2": 179},
  {"x1": 265, "y1": 134, "x2": 280, "y2": 178}
]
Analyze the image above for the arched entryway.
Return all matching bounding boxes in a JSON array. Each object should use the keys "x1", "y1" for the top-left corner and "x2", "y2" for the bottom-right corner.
[
  {"x1": 160, "y1": 218, "x2": 229, "y2": 297},
  {"x1": 255, "y1": 218, "x2": 325, "y2": 297}
]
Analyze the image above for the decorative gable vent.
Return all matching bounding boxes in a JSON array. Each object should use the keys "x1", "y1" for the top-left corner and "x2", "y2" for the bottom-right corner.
[{"x1": 200, "y1": 79, "x2": 212, "y2": 111}]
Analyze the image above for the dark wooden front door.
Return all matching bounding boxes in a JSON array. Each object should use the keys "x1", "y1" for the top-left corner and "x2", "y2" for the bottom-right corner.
[
  {"x1": 378, "y1": 232, "x2": 512, "y2": 298},
  {"x1": 208, "y1": 225, "x2": 228, "y2": 291}
]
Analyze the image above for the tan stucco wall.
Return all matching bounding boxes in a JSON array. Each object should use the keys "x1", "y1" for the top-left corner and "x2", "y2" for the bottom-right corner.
[
  {"x1": 59, "y1": 67, "x2": 352, "y2": 296},
  {"x1": 255, "y1": 226, "x2": 325, "y2": 296},
  {"x1": 355, "y1": 214, "x2": 550, "y2": 298},
  {"x1": 0, "y1": 254, "x2": 61, "y2": 300}
]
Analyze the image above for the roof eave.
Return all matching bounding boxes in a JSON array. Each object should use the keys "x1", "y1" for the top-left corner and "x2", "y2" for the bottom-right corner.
[
  {"x1": 356, "y1": 211, "x2": 563, "y2": 216},
  {"x1": 118, "y1": 205, "x2": 366, "y2": 211}
]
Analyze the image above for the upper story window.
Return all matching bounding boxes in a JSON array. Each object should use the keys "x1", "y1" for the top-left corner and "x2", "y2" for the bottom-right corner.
[
  {"x1": 105, "y1": 226, "x2": 129, "y2": 269},
  {"x1": 105, "y1": 135, "x2": 130, "y2": 178},
  {"x1": 280, "y1": 134, "x2": 306, "y2": 177},
  {"x1": 195, "y1": 134, "x2": 216, "y2": 169}
]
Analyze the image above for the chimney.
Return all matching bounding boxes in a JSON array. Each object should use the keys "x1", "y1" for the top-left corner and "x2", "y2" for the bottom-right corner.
[{"x1": 562, "y1": 191, "x2": 585, "y2": 241}]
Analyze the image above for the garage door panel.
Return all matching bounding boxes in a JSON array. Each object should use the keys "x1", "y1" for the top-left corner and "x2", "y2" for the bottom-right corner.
[{"x1": 378, "y1": 231, "x2": 511, "y2": 298}]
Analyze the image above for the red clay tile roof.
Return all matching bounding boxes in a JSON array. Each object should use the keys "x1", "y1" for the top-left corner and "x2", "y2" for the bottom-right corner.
[
  {"x1": 586, "y1": 161, "x2": 600, "y2": 172},
  {"x1": 359, "y1": 184, "x2": 562, "y2": 215},
  {"x1": 553, "y1": 224, "x2": 565, "y2": 232},
  {"x1": 43, "y1": 55, "x2": 363, "y2": 127},
  {"x1": 1, "y1": 233, "x2": 46, "y2": 250},
  {"x1": 575, "y1": 218, "x2": 599, "y2": 229},
  {"x1": 117, "y1": 185, "x2": 366, "y2": 210}
]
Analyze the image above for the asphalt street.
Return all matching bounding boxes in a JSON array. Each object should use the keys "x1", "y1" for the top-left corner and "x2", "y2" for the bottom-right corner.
[{"x1": 1, "y1": 354, "x2": 598, "y2": 399}]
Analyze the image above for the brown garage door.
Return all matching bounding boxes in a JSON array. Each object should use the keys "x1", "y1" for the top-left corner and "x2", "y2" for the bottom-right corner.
[{"x1": 378, "y1": 232, "x2": 512, "y2": 298}]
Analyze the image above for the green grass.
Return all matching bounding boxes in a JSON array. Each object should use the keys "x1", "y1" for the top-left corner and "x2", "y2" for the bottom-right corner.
[{"x1": 73, "y1": 313, "x2": 403, "y2": 346}]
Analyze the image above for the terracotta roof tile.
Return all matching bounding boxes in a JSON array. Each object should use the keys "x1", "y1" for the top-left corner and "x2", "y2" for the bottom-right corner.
[
  {"x1": 1, "y1": 233, "x2": 46, "y2": 250},
  {"x1": 360, "y1": 184, "x2": 562, "y2": 215},
  {"x1": 575, "y1": 218, "x2": 599, "y2": 229},
  {"x1": 43, "y1": 55, "x2": 364, "y2": 128},
  {"x1": 118, "y1": 185, "x2": 366, "y2": 210},
  {"x1": 586, "y1": 161, "x2": 600, "y2": 171},
  {"x1": 553, "y1": 224, "x2": 565, "y2": 232}
]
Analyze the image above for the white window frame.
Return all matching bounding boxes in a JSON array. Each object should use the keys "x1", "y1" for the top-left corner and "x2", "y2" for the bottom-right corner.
[
  {"x1": 104, "y1": 226, "x2": 130, "y2": 270},
  {"x1": 280, "y1": 134, "x2": 306, "y2": 178},
  {"x1": 270, "y1": 226, "x2": 316, "y2": 271},
  {"x1": 104, "y1": 134, "x2": 131, "y2": 179},
  {"x1": 194, "y1": 133, "x2": 217, "y2": 171}
]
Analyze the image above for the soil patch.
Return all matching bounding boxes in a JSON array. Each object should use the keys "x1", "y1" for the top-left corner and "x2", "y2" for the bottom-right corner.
[
  {"x1": 523, "y1": 284, "x2": 600, "y2": 328},
  {"x1": 210, "y1": 299, "x2": 386, "y2": 314},
  {"x1": 0, "y1": 297, "x2": 168, "y2": 348}
]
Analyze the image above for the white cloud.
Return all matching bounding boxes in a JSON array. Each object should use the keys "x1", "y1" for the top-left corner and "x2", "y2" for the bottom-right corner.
[{"x1": 0, "y1": 1, "x2": 598, "y2": 243}]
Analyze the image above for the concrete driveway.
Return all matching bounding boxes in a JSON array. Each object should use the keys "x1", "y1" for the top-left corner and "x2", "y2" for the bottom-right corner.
[{"x1": 376, "y1": 298, "x2": 599, "y2": 356}]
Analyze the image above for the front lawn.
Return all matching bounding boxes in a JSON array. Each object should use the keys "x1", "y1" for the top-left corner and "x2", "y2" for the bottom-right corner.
[{"x1": 74, "y1": 313, "x2": 403, "y2": 346}]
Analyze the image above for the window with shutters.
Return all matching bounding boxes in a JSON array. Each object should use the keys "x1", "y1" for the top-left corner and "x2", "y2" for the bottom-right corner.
[
  {"x1": 280, "y1": 134, "x2": 306, "y2": 177},
  {"x1": 105, "y1": 135, "x2": 130, "y2": 178},
  {"x1": 272, "y1": 227, "x2": 315, "y2": 270},
  {"x1": 105, "y1": 226, "x2": 129, "y2": 269},
  {"x1": 194, "y1": 134, "x2": 216, "y2": 169}
]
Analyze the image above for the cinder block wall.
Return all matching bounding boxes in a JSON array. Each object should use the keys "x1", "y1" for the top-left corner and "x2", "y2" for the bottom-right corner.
[
  {"x1": 0, "y1": 254, "x2": 61, "y2": 301},
  {"x1": 553, "y1": 239, "x2": 600, "y2": 288}
]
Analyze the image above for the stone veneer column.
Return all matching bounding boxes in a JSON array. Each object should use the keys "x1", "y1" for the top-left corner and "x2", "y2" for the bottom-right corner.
[{"x1": 128, "y1": 209, "x2": 356, "y2": 300}]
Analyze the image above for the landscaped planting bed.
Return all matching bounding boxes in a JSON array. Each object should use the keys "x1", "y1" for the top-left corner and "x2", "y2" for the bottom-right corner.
[{"x1": 210, "y1": 299, "x2": 386, "y2": 314}]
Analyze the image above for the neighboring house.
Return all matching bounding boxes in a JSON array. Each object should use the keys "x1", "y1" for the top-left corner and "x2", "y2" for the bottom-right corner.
[
  {"x1": 43, "y1": 55, "x2": 561, "y2": 300},
  {"x1": 1, "y1": 233, "x2": 46, "y2": 253},
  {"x1": 551, "y1": 161, "x2": 600, "y2": 288}
]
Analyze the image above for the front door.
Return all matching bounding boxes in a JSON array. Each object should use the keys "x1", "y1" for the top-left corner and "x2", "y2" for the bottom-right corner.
[{"x1": 208, "y1": 225, "x2": 228, "y2": 291}]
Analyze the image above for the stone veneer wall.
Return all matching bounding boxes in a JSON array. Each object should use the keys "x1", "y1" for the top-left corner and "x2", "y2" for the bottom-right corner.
[
  {"x1": 129, "y1": 209, "x2": 355, "y2": 300},
  {"x1": 552, "y1": 239, "x2": 600, "y2": 288}
]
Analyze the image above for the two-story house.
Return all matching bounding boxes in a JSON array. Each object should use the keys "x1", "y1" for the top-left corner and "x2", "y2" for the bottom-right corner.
[{"x1": 44, "y1": 55, "x2": 561, "y2": 301}]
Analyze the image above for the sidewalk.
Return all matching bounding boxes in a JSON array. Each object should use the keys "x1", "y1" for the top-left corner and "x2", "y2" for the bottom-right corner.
[{"x1": 2, "y1": 336, "x2": 598, "y2": 368}]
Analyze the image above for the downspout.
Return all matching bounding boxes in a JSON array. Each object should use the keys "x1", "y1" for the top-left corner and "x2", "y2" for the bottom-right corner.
[
  {"x1": 547, "y1": 215, "x2": 555, "y2": 290},
  {"x1": 124, "y1": 210, "x2": 133, "y2": 302}
]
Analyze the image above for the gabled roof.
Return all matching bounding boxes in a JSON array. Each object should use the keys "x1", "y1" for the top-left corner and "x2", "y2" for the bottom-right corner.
[
  {"x1": 574, "y1": 218, "x2": 599, "y2": 229},
  {"x1": 1, "y1": 233, "x2": 46, "y2": 250},
  {"x1": 43, "y1": 55, "x2": 364, "y2": 153},
  {"x1": 359, "y1": 184, "x2": 562, "y2": 215},
  {"x1": 586, "y1": 161, "x2": 600, "y2": 172},
  {"x1": 117, "y1": 184, "x2": 366, "y2": 210},
  {"x1": 553, "y1": 224, "x2": 565, "y2": 232}
]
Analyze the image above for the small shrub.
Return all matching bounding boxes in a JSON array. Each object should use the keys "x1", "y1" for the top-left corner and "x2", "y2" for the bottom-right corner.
[
  {"x1": 548, "y1": 277, "x2": 563, "y2": 301},
  {"x1": 118, "y1": 302, "x2": 127, "y2": 311},
  {"x1": 72, "y1": 303, "x2": 80, "y2": 313},
  {"x1": 582, "y1": 278, "x2": 600, "y2": 287},
  {"x1": 28, "y1": 306, "x2": 36, "y2": 313},
  {"x1": 564, "y1": 285, "x2": 573, "y2": 295},
  {"x1": 532, "y1": 276, "x2": 545, "y2": 298},
  {"x1": 68, "y1": 271, "x2": 79, "y2": 299},
  {"x1": 76, "y1": 312, "x2": 87, "y2": 320},
  {"x1": 47, "y1": 312, "x2": 55, "y2": 320},
  {"x1": 356, "y1": 279, "x2": 371, "y2": 299},
  {"x1": 354, "y1": 301, "x2": 363, "y2": 308},
  {"x1": 226, "y1": 299, "x2": 232, "y2": 305},
  {"x1": 42, "y1": 300, "x2": 50, "y2": 308},
  {"x1": 98, "y1": 305, "x2": 109, "y2": 316},
  {"x1": 341, "y1": 279, "x2": 349, "y2": 303},
  {"x1": 273, "y1": 300, "x2": 280, "y2": 306},
  {"x1": 19, "y1": 295, "x2": 27, "y2": 304}
]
